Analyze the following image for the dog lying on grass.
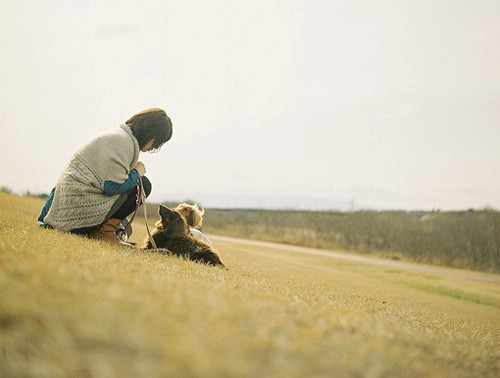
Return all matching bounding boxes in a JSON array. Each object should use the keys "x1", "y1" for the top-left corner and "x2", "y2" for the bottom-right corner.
[{"x1": 142, "y1": 205, "x2": 225, "y2": 268}]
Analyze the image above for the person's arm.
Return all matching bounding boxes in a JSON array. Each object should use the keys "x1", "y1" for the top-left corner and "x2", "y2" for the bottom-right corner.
[
  {"x1": 37, "y1": 188, "x2": 55, "y2": 225},
  {"x1": 103, "y1": 169, "x2": 140, "y2": 196}
]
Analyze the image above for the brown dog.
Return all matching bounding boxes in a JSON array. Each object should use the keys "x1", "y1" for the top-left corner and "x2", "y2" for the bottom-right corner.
[{"x1": 142, "y1": 205, "x2": 225, "y2": 267}]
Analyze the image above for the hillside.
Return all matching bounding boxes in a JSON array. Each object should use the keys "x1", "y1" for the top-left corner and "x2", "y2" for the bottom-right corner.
[{"x1": 1, "y1": 193, "x2": 500, "y2": 377}]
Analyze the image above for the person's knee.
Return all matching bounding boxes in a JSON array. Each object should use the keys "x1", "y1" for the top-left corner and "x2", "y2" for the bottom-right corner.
[{"x1": 141, "y1": 176, "x2": 152, "y2": 197}]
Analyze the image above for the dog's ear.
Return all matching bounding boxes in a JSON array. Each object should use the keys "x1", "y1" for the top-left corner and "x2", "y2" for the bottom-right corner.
[
  {"x1": 198, "y1": 205, "x2": 205, "y2": 217},
  {"x1": 159, "y1": 205, "x2": 175, "y2": 221}
]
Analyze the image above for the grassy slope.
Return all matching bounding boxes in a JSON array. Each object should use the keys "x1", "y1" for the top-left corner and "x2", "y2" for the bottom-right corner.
[{"x1": 1, "y1": 193, "x2": 499, "y2": 377}]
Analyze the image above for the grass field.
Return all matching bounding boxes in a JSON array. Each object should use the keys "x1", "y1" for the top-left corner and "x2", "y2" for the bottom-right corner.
[
  {"x1": 200, "y1": 207, "x2": 500, "y2": 273},
  {"x1": 1, "y1": 192, "x2": 500, "y2": 377}
]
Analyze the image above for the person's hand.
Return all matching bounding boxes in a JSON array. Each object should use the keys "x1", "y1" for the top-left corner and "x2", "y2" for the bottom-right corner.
[{"x1": 134, "y1": 161, "x2": 146, "y2": 176}]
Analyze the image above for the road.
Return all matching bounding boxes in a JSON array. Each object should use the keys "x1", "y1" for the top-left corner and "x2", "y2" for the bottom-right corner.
[{"x1": 210, "y1": 235, "x2": 500, "y2": 284}]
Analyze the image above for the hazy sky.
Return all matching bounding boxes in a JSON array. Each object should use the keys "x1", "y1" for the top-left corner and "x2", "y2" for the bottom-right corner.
[{"x1": 1, "y1": 0, "x2": 499, "y2": 210}]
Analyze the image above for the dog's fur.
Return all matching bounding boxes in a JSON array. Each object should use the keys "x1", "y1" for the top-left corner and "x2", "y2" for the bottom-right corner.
[
  {"x1": 174, "y1": 203, "x2": 204, "y2": 229},
  {"x1": 141, "y1": 205, "x2": 225, "y2": 267}
]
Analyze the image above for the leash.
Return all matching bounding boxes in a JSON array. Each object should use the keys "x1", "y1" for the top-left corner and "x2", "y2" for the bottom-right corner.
[
  {"x1": 116, "y1": 179, "x2": 142, "y2": 243},
  {"x1": 138, "y1": 175, "x2": 158, "y2": 249},
  {"x1": 116, "y1": 174, "x2": 173, "y2": 255}
]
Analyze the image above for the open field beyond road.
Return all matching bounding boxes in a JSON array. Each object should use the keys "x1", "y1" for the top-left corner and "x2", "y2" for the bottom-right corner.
[
  {"x1": 1, "y1": 193, "x2": 499, "y2": 377},
  {"x1": 210, "y1": 235, "x2": 500, "y2": 284}
]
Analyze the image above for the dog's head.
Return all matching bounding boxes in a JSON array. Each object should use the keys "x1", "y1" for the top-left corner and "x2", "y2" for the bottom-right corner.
[
  {"x1": 175, "y1": 203, "x2": 205, "y2": 229},
  {"x1": 158, "y1": 205, "x2": 190, "y2": 237}
]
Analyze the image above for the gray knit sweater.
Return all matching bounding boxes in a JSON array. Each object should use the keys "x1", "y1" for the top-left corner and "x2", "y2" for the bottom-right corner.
[{"x1": 44, "y1": 124, "x2": 140, "y2": 231}]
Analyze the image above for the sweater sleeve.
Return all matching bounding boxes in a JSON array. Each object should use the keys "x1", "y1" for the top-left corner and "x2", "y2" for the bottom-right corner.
[
  {"x1": 37, "y1": 188, "x2": 55, "y2": 225},
  {"x1": 103, "y1": 170, "x2": 140, "y2": 196}
]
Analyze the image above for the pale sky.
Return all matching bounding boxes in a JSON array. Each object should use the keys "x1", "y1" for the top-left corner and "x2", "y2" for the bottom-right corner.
[{"x1": 1, "y1": 0, "x2": 499, "y2": 210}]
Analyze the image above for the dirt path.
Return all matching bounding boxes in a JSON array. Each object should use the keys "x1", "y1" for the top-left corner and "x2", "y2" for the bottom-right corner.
[{"x1": 210, "y1": 235, "x2": 500, "y2": 284}]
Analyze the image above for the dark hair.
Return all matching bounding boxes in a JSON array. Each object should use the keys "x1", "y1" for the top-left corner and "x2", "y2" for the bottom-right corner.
[{"x1": 126, "y1": 108, "x2": 173, "y2": 151}]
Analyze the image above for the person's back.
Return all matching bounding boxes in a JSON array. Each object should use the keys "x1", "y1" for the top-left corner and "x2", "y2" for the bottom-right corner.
[{"x1": 38, "y1": 108, "x2": 173, "y2": 246}]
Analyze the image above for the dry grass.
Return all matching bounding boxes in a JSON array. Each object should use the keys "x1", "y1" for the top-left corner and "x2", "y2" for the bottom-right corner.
[
  {"x1": 201, "y1": 208, "x2": 500, "y2": 273},
  {"x1": 1, "y1": 193, "x2": 500, "y2": 377}
]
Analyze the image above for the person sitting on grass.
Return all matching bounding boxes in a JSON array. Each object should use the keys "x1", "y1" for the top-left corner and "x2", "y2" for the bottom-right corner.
[{"x1": 37, "y1": 108, "x2": 173, "y2": 246}]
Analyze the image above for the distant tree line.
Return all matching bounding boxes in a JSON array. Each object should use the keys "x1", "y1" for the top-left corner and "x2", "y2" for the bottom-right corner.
[{"x1": 202, "y1": 208, "x2": 500, "y2": 273}]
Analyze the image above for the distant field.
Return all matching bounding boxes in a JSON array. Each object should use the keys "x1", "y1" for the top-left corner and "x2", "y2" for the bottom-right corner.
[
  {"x1": 198, "y1": 207, "x2": 500, "y2": 273},
  {"x1": 1, "y1": 193, "x2": 500, "y2": 377}
]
